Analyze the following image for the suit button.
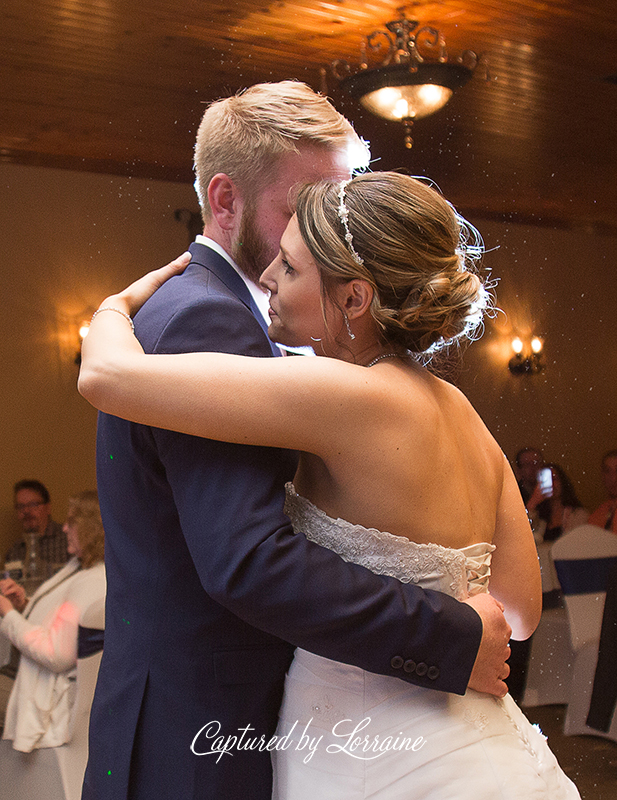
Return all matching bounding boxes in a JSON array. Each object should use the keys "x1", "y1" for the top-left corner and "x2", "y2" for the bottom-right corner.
[
  {"x1": 391, "y1": 656, "x2": 404, "y2": 669},
  {"x1": 415, "y1": 662, "x2": 428, "y2": 677},
  {"x1": 427, "y1": 666, "x2": 440, "y2": 681},
  {"x1": 403, "y1": 659, "x2": 416, "y2": 673}
]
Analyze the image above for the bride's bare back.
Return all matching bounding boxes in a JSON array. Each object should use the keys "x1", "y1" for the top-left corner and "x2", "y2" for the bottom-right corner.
[{"x1": 295, "y1": 360, "x2": 504, "y2": 550}]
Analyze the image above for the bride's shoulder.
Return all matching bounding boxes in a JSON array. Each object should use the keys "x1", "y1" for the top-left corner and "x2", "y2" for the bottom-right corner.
[
  {"x1": 429, "y1": 372, "x2": 480, "y2": 412},
  {"x1": 424, "y1": 373, "x2": 501, "y2": 442}
]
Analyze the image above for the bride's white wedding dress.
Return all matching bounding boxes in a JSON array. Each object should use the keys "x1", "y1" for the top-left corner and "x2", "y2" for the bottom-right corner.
[{"x1": 272, "y1": 484, "x2": 580, "y2": 799}]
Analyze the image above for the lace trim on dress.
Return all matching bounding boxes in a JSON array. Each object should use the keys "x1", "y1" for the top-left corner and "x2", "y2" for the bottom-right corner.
[{"x1": 284, "y1": 483, "x2": 494, "y2": 601}]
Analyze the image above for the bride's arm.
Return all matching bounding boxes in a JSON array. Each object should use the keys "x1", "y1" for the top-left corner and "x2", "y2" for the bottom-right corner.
[
  {"x1": 79, "y1": 267, "x2": 376, "y2": 457},
  {"x1": 80, "y1": 345, "x2": 368, "y2": 455},
  {"x1": 488, "y1": 456, "x2": 542, "y2": 640}
]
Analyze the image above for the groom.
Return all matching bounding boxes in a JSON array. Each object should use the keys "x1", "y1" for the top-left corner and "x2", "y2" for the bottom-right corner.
[{"x1": 84, "y1": 81, "x2": 511, "y2": 800}]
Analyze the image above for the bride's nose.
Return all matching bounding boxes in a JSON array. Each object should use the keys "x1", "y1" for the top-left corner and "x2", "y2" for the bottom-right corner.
[{"x1": 260, "y1": 261, "x2": 277, "y2": 293}]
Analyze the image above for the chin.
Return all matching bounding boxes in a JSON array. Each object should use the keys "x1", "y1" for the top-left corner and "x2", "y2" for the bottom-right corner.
[
  {"x1": 267, "y1": 326, "x2": 289, "y2": 346},
  {"x1": 267, "y1": 323, "x2": 312, "y2": 350},
  {"x1": 267, "y1": 328, "x2": 280, "y2": 344},
  {"x1": 271, "y1": 334, "x2": 305, "y2": 349}
]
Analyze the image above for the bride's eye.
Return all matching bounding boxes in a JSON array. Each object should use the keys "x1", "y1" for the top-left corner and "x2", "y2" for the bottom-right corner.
[{"x1": 282, "y1": 259, "x2": 295, "y2": 276}]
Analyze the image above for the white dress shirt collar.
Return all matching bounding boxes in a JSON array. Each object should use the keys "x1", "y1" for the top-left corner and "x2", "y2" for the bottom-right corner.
[
  {"x1": 195, "y1": 235, "x2": 271, "y2": 326},
  {"x1": 194, "y1": 236, "x2": 314, "y2": 356}
]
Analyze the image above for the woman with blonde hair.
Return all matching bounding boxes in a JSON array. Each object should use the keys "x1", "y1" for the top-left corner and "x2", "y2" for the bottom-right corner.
[
  {"x1": 79, "y1": 172, "x2": 578, "y2": 798},
  {"x1": 0, "y1": 491, "x2": 106, "y2": 799}
]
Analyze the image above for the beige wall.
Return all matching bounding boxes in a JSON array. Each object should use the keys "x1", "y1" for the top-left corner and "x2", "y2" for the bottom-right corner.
[
  {"x1": 1, "y1": 163, "x2": 615, "y2": 558},
  {"x1": 0, "y1": 164, "x2": 197, "y2": 556},
  {"x1": 456, "y1": 220, "x2": 617, "y2": 510}
]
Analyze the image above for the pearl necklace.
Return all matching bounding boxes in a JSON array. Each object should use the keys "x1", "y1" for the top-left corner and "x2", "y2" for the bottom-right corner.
[{"x1": 366, "y1": 353, "x2": 400, "y2": 368}]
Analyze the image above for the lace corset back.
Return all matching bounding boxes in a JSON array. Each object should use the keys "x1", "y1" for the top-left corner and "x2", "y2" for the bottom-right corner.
[{"x1": 284, "y1": 483, "x2": 494, "y2": 601}]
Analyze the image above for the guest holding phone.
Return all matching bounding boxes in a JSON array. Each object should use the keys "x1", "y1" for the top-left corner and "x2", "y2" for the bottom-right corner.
[{"x1": 530, "y1": 464, "x2": 588, "y2": 543}]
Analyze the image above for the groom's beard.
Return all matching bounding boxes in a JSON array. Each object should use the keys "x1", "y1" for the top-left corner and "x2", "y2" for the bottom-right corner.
[{"x1": 233, "y1": 203, "x2": 270, "y2": 284}]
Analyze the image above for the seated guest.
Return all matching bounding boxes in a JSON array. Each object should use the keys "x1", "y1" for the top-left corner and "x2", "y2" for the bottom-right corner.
[
  {"x1": 0, "y1": 491, "x2": 105, "y2": 799},
  {"x1": 531, "y1": 463, "x2": 589, "y2": 542},
  {"x1": 588, "y1": 450, "x2": 617, "y2": 533},
  {"x1": 5, "y1": 480, "x2": 68, "y2": 581}
]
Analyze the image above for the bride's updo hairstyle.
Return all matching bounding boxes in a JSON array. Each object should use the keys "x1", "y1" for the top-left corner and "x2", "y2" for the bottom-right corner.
[{"x1": 295, "y1": 172, "x2": 489, "y2": 355}]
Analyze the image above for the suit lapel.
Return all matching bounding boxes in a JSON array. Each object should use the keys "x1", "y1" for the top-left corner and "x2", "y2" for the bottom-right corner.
[{"x1": 188, "y1": 241, "x2": 281, "y2": 357}]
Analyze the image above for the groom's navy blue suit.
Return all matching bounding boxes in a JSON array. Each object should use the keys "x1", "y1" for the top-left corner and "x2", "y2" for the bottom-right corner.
[{"x1": 83, "y1": 242, "x2": 482, "y2": 800}]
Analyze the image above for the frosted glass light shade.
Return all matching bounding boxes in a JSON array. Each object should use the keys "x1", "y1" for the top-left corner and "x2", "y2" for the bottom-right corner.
[
  {"x1": 341, "y1": 62, "x2": 472, "y2": 122},
  {"x1": 360, "y1": 84, "x2": 453, "y2": 121}
]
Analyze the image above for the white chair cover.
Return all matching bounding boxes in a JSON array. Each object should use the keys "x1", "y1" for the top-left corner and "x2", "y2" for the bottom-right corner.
[
  {"x1": 521, "y1": 607, "x2": 573, "y2": 707},
  {"x1": 552, "y1": 524, "x2": 617, "y2": 739}
]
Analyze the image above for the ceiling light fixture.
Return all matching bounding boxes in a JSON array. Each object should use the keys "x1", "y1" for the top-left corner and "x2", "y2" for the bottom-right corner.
[{"x1": 324, "y1": 13, "x2": 480, "y2": 148}]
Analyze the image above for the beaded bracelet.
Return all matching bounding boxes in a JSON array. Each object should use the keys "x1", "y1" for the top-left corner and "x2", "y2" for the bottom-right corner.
[{"x1": 90, "y1": 307, "x2": 135, "y2": 333}]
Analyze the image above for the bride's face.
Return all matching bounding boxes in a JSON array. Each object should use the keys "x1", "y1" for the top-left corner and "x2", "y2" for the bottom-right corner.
[{"x1": 260, "y1": 215, "x2": 339, "y2": 350}]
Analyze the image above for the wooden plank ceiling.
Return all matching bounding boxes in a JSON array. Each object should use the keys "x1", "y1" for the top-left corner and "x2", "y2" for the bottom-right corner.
[{"x1": 2, "y1": 0, "x2": 616, "y2": 230}]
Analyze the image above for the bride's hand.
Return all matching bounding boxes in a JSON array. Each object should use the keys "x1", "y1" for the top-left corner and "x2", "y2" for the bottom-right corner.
[
  {"x1": 80, "y1": 252, "x2": 192, "y2": 389},
  {"x1": 97, "y1": 252, "x2": 192, "y2": 318},
  {"x1": 79, "y1": 252, "x2": 191, "y2": 405}
]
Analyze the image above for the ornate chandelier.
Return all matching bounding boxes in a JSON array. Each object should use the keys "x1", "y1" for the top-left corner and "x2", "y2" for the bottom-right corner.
[{"x1": 324, "y1": 14, "x2": 480, "y2": 148}]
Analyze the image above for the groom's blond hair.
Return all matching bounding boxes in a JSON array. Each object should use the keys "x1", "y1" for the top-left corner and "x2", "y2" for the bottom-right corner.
[{"x1": 194, "y1": 81, "x2": 360, "y2": 222}]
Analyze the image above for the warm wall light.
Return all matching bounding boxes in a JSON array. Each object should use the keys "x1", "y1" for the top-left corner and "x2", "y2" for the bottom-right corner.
[
  {"x1": 55, "y1": 304, "x2": 96, "y2": 374},
  {"x1": 509, "y1": 336, "x2": 544, "y2": 376},
  {"x1": 75, "y1": 320, "x2": 91, "y2": 365},
  {"x1": 322, "y1": 13, "x2": 481, "y2": 148}
]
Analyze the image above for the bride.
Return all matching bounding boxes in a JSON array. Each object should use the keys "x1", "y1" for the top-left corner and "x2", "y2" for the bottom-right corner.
[{"x1": 79, "y1": 172, "x2": 579, "y2": 798}]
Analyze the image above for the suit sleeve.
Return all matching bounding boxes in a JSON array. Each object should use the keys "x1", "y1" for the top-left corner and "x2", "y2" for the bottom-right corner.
[{"x1": 149, "y1": 297, "x2": 483, "y2": 695}]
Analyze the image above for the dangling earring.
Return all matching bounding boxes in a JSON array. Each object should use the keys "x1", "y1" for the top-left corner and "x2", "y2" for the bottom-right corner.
[
  {"x1": 344, "y1": 315, "x2": 355, "y2": 341},
  {"x1": 310, "y1": 336, "x2": 322, "y2": 343}
]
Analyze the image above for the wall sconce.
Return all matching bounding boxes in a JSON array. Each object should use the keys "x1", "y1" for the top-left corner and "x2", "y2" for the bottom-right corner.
[
  {"x1": 55, "y1": 305, "x2": 96, "y2": 373},
  {"x1": 508, "y1": 336, "x2": 544, "y2": 376},
  {"x1": 74, "y1": 319, "x2": 91, "y2": 365}
]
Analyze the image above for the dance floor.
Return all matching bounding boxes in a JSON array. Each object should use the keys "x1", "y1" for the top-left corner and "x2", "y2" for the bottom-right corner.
[{"x1": 525, "y1": 705, "x2": 617, "y2": 799}]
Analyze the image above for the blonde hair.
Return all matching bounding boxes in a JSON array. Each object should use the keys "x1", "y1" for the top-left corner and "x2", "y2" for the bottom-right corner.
[
  {"x1": 194, "y1": 81, "x2": 361, "y2": 221},
  {"x1": 296, "y1": 172, "x2": 490, "y2": 356},
  {"x1": 66, "y1": 491, "x2": 105, "y2": 570}
]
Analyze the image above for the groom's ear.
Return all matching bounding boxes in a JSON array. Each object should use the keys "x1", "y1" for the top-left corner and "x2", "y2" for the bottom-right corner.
[
  {"x1": 208, "y1": 174, "x2": 242, "y2": 231},
  {"x1": 341, "y1": 279, "x2": 374, "y2": 320}
]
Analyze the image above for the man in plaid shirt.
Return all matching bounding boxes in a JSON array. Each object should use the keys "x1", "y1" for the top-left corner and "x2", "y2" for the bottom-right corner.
[{"x1": 5, "y1": 479, "x2": 68, "y2": 580}]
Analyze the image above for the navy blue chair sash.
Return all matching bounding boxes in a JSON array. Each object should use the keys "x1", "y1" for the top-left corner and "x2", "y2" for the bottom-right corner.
[
  {"x1": 554, "y1": 556, "x2": 617, "y2": 595},
  {"x1": 78, "y1": 625, "x2": 105, "y2": 658}
]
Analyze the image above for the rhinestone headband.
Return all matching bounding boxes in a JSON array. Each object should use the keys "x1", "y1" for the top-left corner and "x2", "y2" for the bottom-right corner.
[{"x1": 337, "y1": 180, "x2": 364, "y2": 267}]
